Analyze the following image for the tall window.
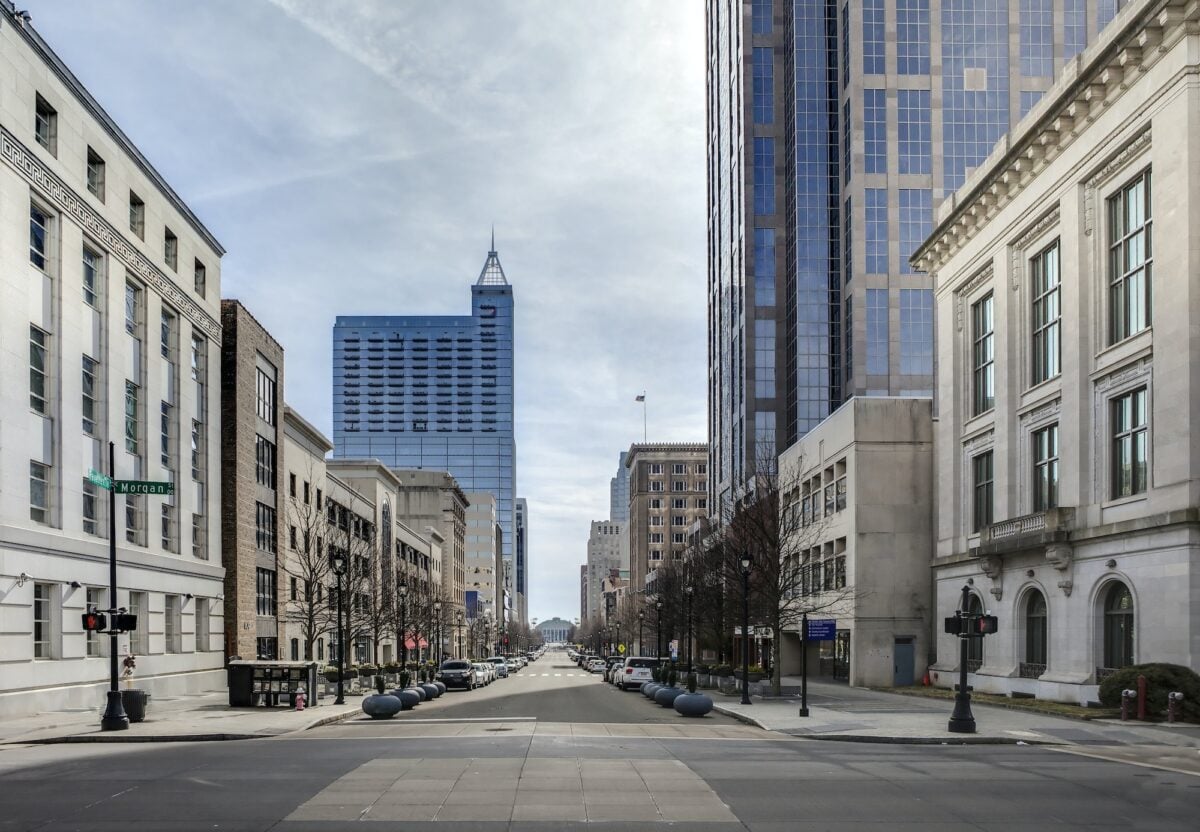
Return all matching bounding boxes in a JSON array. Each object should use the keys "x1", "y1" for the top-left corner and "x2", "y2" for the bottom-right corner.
[
  {"x1": 164, "y1": 595, "x2": 181, "y2": 653},
  {"x1": 753, "y1": 137, "x2": 775, "y2": 215},
  {"x1": 161, "y1": 309, "x2": 175, "y2": 359},
  {"x1": 863, "y1": 0, "x2": 885, "y2": 73},
  {"x1": 755, "y1": 320, "x2": 776, "y2": 397},
  {"x1": 126, "y1": 495, "x2": 144, "y2": 546},
  {"x1": 195, "y1": 600, "x2": 209, "y2": 652},
  {"x1": 972, "y1": 294, "x2": 995, "y2": 415},
  {"x1": 128, "y1": 592, "x2": 148, "y2": 655},
  {"x1": 256, "y1": 568, "x2": 277, "y2": 617},
  {"x1": 29, "y1": 326, "x2": 48, "y2": 414},
  {"x1": 164, "y1": 228, "x2": 178, "y2": 271},
  {"x1": 30, "y1": 461, "x2": 49, "y2": 524},
  {"x1": 864, "y1": 89, "x2": 886, "y2": 174},
  {"x1": 129, "y1": 191, "x2": 145, "y2": 239},
  {"x1": 1031, "y1": 240, "x2": 1061, "y2": 384},
  {"x1": 972, "y1": 450, "x2": 994, "y2": 533},
  {"x1": 160, "y1": 401, "x2": 173, "y2": 468},
  {"x1": 33, "y1": 583, "x2": 53, "y2": 658},
  {"x1": 255, "y1": 435, "x2": 277, "y2": 489},
  {"x1": 898, "y1": 189, "x2": 931, "y2": 274},
  {"x1": 752, "y1": 48, "x2": 773, "y2": 124},
  {"x1": 83, "y1": 478, "x2": 99, "y2": 537},
  {"x1": 1102, "y1": 582, "x2": 1135, "y2": 671},
  {"x1": 1032, "y1": 424, "x2": 1059, "y2": 511},
  {"x1": 1108, "y1": 171, "x2": 1152, "y2": 343},
  {"x1": 897, "y1": 89, "x2": 931, "y2": 174},
  {"x1": 865, "y1": 188, "x2": 888, "y2": 273},
  {"x1": 1023, "y1": 590, "x2": 1047, "y2": 673},
  {"x1": 754, "y1": 228, "x2": 776, "y2": 306},
  {"x1": 899, "y1": 289, "x2": 933, "y2": 376},
  {"x1": 194, "y1": 259, "x2": 206, "y2": 299},
  {"x1": 30, "y1": 204, "x2": 48, "y2": 269},
  {"x1": 125, "y1": 283, "x2": 141, "y2": 334},
  {"x1": 1112, "y1": 387, "x2": 1148, "y2": 498},
  {"x1": 82, "y1": 247, "x2": 101, "y2": 307},
  {"x1": 256, "y1": 367, "x2": 276, "y2": 424},
  {"x1": 256, "y1": 502, "x2": 277, "y2": 554},
  {"x1": 865, "y1": 289, "x2": 888, "y2": 375},
  {"x1": 86, "y1": 146, "x2": 105, "y2": 201},
  {"x1": 34, "y1": 93, "x2": 57, "y2": 154},
  {"x1": 1019, "y1": 0, "x2": 1054, "y2": 77},
  {"x1": 125, "y1": 381, "x2": 140, "y2": 454},
  {"x1": 896, "y1": 0, "x2": 930, "y2": 74},
  {"x1": 751, "y1": 0, "x2": 771, "y2": 34},
  {"x1": 86, "y1": 587, "x2": 105, "y2": 657},
  {"x1": 191, "y1": 420, "x2": 203, "y2": 480}
]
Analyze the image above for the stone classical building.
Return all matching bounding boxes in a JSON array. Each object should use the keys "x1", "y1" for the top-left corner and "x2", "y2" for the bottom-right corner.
[
  {"x1": 625, "y1": 443, "x2": 709, "y2": 592},
  {"x1": 778, "y1": 398, "x2": 933, "y2": 687},
  {"x1": 220, "y1": 301, "x2": 284, "y2": 660},
  {"x1": 913, "y1": 0, "x2": 1200, "y2": 704},
  {"x1": 536, "y1": 617, "x2": 572, "y2": 643},
  {"x1": 0, "y1": 7, "x2": 224, "y2": 717},
  {"x1": 392, "y1": 469, "x2": 467, "y2": 612},
  {"x1": 585, "y1": 520, "x2": 627, "y2": 624}
]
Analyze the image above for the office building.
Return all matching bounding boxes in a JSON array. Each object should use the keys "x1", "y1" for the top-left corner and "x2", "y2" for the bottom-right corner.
[
  {"x1": 465, "y1": 492, "x2": 503, "y2": 623},
  {"x1": 585, "y1": 520, "x2": 628, "y2": 624},
  {"x1": 0, "y1": 5, "x2": 224, "y2": 717},
  {"x1": 332, "y1": 243, "x2": 515, "y2": 620},
  {"x1": 515, "y1": 496, "x2": 528, "y2": 623},
  {"x1": 914, "y1": 0, "x2": 1200, "y2": 704},
  {"x1": 609, "y1": 451, "x2": 629, "y2": 523},
  {"x1": 707, "y1": 0, "x2": 1120, "y2": 515},
  {"x1": 625, "y1": 443, "x2": 709, "y2": 593}
]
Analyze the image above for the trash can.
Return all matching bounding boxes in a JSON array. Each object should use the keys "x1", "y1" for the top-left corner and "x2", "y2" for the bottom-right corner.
[{"x1": 121, "y1": 689, "x2": 148, "y2": 723}]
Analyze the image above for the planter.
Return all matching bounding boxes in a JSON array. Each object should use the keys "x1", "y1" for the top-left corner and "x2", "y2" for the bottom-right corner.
[
  {"x1": 654, "y1": 686, "x2": 683, "y2": 708},
  {"x1": 393, "y1": 688, "x2": 422, "y2": 709},
  {"x1": 433, "y1": 681, "x2": 447, "y2": 694},
  {"x1": 121, "y1": 689, "x2": 148, "y2": 723},
  {"x1": 642, "y1": 682, "x2": 661, "y2": 699},
  {"x1": 362, "y1": 693, "x2": 403, "y2": 719},
  {"x1": 408, "y1": 686, "x2": 428, "y2": 702},
  {"x1": 419, "y1": 683, "x2": 440, "y2": 699},
  {"x1": 673, "y1": 692, "x2": 714, "y2": 717}
]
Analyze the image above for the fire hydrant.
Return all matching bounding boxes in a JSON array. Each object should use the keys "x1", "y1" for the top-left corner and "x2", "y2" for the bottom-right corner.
[
  {"x1": 1120, "y1": 689, "x2": 1137, "y2": 721},
  {"x1": 1167, "y1": 691, "x2": 1184, "y2": 724},
  {"x1": 295, "y1": 687, "x2": 307, "y2": 711}
]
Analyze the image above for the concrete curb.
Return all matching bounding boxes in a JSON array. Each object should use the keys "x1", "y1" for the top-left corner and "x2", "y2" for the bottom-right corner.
[{"x1": 711, "y1": 704, "x2": 771, "y2": 731}]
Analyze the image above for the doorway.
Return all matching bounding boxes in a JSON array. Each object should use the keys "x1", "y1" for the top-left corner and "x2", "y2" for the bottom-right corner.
[{"x1": 893, "y1": 637, "x2": 915, "y2": 686}]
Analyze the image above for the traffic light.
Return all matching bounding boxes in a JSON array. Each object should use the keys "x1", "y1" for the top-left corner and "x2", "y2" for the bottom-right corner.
[
  {"x1": 976, "y1": 615, "x2": 999, "y2": 635},
  {"x1": 112, "y1": 613, "x2": 138, "y2": 632},
  {"x1": 503, "y1": 636, "x2": 509, "y2": 645},
  {"x1": 82, "y1": 610, "x2": 107, "y2": 631}
]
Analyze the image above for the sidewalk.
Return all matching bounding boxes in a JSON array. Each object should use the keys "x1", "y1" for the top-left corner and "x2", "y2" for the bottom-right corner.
[
  {"x1": 710, "y1": 678, "x2": 1200, "y2": 749},
  {"x1": 0, "y1": 689, "x2": 363, "y2": 744}
]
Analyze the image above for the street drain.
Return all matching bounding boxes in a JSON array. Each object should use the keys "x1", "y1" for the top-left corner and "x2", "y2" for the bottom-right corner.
[{"x1": 485, "y1": 727, "x2": 513, "y2": 732}]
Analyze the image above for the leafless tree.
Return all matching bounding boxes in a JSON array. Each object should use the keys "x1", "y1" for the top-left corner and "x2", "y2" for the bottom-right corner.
[{"x1": 281, "y1": 460, "x2": 334, "y2": 663}]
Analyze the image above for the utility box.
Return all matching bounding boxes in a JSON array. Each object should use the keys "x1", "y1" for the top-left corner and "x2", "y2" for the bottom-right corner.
[{"x1": 227, "y1": 660, "x2": 318, "y2": 707}]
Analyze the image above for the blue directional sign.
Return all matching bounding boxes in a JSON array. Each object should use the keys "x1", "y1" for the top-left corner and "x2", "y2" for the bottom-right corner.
[{"x1": 806, "y1": 619, "x2": 836, "y2": 640}]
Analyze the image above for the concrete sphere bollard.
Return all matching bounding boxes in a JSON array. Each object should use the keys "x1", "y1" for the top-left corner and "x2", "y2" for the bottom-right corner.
[
  {"x1": 673, "y1": 692, "x2": 714, "y2": 717},
  {"x1": 654, "y1": 686, "x2": 683, "y2": 708},
  {"x1": 362, "y1": 693, "x2": 403, "y2": 719},
  {"x1": 420, "y1": 683, "x2": 440, "y2": 699},
  {"x1": 395, "y1": 688, "x2": 422, "y2": 708}
]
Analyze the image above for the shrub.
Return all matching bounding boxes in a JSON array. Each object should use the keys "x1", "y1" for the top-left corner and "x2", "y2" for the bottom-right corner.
[
  {"x1": 374, "y1": 675, "x2": 386, "y2": 694},
  {"x1": 712, "y1": 664, "x2": 732, "y2": 677},
  {"x1": 687, "y1": 672, "x2": 697, "y2": 694},
  {"x1": 668, "y1": 667, "x2": 678, "y2": 688},
  {"x1": 321, "y1": 666, "x2": 340, "y2": 683},
  {"x1": 400, "y1": 670, "x2": 411, "y2": 688},
  {"x1": 358, "y1": 664, "x2": 378, "y2": 678},
  {"x1": 383, "y1": 662, "x2": 400, "y2": 674},
  {"x1": 1099, "y1": 664, "x2": 1200, "y2": 722},
  {"x1": 651, "y1": 665, "x2": 662, "y2": 684}
]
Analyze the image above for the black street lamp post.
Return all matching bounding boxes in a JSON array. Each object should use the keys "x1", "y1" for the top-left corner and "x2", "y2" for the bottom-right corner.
[
  {"x1": 330, "y1": 550, "x2": 348, "y2": 705},
  {"x1": 740, "y1": 554, "x2": 752, "y2": 706},
  {"x1": 398, "y1": 581, "x2": 408, "y2": 669},
  {"x1": 638, "y1": 611, "x2": 645, "y2": 657},
  {"x1": 685, "y1": 585, "x2": 694, "y2": 675},
  {"x1": 456, "y1": 612, "x2": 464, "y2": 658},
  {"x1": 655, "y1": 600, "x2": 663, "y2": 659},
  {"x1": 434, "y1": 601, "x2": 442, "y2": 664},
  {"x1": 948, "y1": 584, "x2": 977, "y2": 733},
  {"x1": 615, "y1": 621, "x2": 622, "y2": 657}
]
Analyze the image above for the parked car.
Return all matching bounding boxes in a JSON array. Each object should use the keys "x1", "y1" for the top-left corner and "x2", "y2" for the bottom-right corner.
[
  {"x1": 486, "y1": 656, "x2": 510, "y2": 677},
  {"x1": 472, "y1": 662, "x2": 493, "y2": 685},
  {"x1": 586, "y1": 657, "x2": 606, "y2": 673},
  {"x1": 616, "y1": 657, "x2": 657, "y2": 691},
  {"x1": 437, "y1": 659, "x2": 477, "y2": 690},
  {"x1": 604, "y1": 656, "x2": 625, "y2": 683}
]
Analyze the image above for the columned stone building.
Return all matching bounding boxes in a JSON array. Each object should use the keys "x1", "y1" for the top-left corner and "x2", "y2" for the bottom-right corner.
[
  {"x1": 914, "y1": 0, "x2": 1200, "y2": 704},
  {"x1": 625, "y1": 443, "x2": 709, "y2": 593}
]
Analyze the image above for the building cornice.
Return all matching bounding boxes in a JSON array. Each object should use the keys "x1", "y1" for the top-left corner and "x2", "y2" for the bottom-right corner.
[{"x1": 283, "y1": 405, "x2": 334, "y2": 453}]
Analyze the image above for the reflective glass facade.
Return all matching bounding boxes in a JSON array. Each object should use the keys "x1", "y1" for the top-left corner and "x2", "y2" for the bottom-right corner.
[{"x1": 332, "y1": 255, "x2": 516, "y2": 569}]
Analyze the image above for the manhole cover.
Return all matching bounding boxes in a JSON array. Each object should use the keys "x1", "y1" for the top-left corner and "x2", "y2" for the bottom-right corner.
[{"x1": 485, "y1": 727, "x2": 512, "y2": 732}]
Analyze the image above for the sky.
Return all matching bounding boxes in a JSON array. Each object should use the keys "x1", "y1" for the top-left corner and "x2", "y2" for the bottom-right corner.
[{"x1": 30, "y1": 1, "x2": 708, "y2": 623}]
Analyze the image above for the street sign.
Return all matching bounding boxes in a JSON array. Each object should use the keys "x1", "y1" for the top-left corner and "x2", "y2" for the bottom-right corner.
[
  {"x1": 617, "y1": 643, "x2": 626, "y2": 654},
  {"x1": 114, "y1": 480, "x2": 174, "y2": 495},
  {"x1": 87, "y1": 469, "x2": 112, "y2": 490},
  {"x1": 806, "y1": 619, "x2": 836, "y2": 640}
]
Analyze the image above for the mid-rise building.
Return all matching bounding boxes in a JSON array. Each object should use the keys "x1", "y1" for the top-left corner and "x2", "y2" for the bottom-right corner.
[
  {"x1": 392, "y1": 468, "x2": 468, "y2": 609},
  {"x1": 609, "y1": 451, "x2": 629, "y2": 523},
  {"x1": 580, "y1": 565, "x2": 588, "y2": 625},
  {"x1": 707, "y1": 1, "x2": 1120, "y2": 516},
  {"x1": 913, "y1": 0, "x2": 1200, "y2": 703},
  {"x1": 514, "y1": 496, "x2": 528, "y2": 623},
  {"x1": 465, "y1": 492, "x2": 503, "y2": 624},
  {"x1": 625, "y1": 443, "x2": 709, "y2": 593},
  {"x1": 331, "y1": 244, "x2": 516, "y2": 621},
  {"x1": 0, "y1": 6, "x2": 225, "y2": 718},
  {"x1": 585, "y1": 520, "x2": 627, "y2": 624}
]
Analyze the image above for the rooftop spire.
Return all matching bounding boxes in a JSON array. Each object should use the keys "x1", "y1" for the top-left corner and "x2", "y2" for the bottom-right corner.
[{"x1": 477, "y1": 228, "x2": 508, "y2": 285}]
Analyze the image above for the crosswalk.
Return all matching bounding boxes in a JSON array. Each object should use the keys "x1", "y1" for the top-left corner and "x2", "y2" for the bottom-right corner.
[{"x1": 527, "y1": 672, "x2": 591, "y2": 677}]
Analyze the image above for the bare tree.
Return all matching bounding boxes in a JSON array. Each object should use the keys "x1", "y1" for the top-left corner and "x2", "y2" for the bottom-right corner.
[{"x1": 281, "y1": 460, "x2": 334, "y2": 663}]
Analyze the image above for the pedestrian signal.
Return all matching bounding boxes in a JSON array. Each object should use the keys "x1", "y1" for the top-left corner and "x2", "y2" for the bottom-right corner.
[{"x1": 82, "y1": 611, "x2": 107, "y2": 631}]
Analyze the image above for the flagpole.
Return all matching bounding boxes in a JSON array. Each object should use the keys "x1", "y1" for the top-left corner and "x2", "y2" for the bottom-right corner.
[{"x1": 641, "y1": 392, "x2": 647, "y2": 442}]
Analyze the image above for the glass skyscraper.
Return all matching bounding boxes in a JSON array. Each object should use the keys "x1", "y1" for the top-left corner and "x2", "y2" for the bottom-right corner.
[
  {"x1": 707, "y1": 0, "x2": 1120, "y2": 513},
  {"x1": 332, "y1": 246, "x2": 517, "y2": 589}
]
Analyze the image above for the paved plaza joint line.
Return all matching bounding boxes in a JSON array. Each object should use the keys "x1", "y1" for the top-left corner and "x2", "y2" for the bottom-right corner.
[{"x1": 286, "y1": 756, "x2": 738, "y2": 823}]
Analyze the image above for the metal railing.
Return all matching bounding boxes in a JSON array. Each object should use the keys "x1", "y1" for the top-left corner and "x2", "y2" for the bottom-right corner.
[{"x1": 1018, "y1": 662, "x2": 1046, "y2": 679}]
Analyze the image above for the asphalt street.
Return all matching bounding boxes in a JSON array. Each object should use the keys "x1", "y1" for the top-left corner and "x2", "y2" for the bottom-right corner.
[{"x1": 0, "y1": 649, "x2": 1197, "y2": 830}]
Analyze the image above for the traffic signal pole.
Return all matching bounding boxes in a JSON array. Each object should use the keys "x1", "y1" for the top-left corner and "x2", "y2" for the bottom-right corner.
[
  {"x1": 947, "y1": 584, "x2": 977, "y2": 733},
  {"x1": 100, "y1": 441, "x2": 129, "y2": 731}
]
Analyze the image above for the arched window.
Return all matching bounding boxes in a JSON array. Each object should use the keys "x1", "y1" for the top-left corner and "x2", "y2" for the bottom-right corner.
[
  {"x1": 1021, "y1": 590, "x2": 1047, "y2": 678},
  {"x1": 966, "y1": 594, "x2": 984, "y2": 671},
  {"x1": 1103, "y1": 582, "x2": 1135, "y2": 672}
]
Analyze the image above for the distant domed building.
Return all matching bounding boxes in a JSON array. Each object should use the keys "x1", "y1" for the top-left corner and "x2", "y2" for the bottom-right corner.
[{"x1": 536, "y1": 618, "x2": 573, "y2": 643}]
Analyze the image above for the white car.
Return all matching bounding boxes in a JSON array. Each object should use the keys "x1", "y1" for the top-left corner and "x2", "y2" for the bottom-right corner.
[
  {"x1": 486, "y1": 656, "x2": 509, "y2": 677},
  {"x1": 616, "y1": 657, "x2": 657, "y2": 691},
  {"x1": 473, "y1": 662, "x2": 494, "y2": 685},
  {"x1": 586, "y1": 658, "x2": 606, "y2": 673}
]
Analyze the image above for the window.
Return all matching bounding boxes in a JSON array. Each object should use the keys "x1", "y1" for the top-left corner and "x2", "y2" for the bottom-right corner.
[
  {"x1": 256, "y1": 502, "x2": 277, "y2": 553},
  {"x1": 753, "y1": 137, "x2": 775, "y2": 214},
  {"x1": 972, "y1": 451, "x2": 994, "y2": 533},
  {"x1": 1112, "y1": 387, "x2": 1148, "y2": 498},
  {"x1": 125, "y1": 381, "x2": 140, "y2": 455},
  {"x1": 29, "y1": 326, "x2": 48, "y2": 414},
  {"x1": 30, "y1": 203, "x2": 48, "y2": 269},
  {"x1": 125, "y1": 282, "x2": 141, "y2": 334},
  {"x1": 752, "y1": 48, "x2": 773, "y2": 124},
  {"x1": 160, "y1": 401, "x2": 172, "y2": 468},
  {"x1": 897, "y1": 89, "x2": 932, "y2": 175},
  {"x1": 255, "y1": 435, "x2": 276, "y2": 489},
  {"x1": 864, "y1": 89, "x2": 886, "y2": 174},
  {"x1": 161, "y1": 309, "x2": 175, "y2": 359},
  {"x1": 863, "y1": 0, "x2": 885, "y2": 73},
  {"x1": 896, "y1": 0, "x2": 930, "y2": 74},
  {"x1": 672, "y1": 498, "x2": 686, "y2": 509},
  {"x1": 86, "y1": 146, "x2": 106, "y2": 200},
  {"x1": 1102, "y1": 582, "x2": 1135, "y2": 671},
  {"x1": 972, "y1": 294, "x2": 995, "y2": 415},
  {"x1": 1020, "y1": 0, "x2": 1053, "y2": 77},
  {"x1": 79, "y1": 247, "x2": 102, "y2": 307},
  {"x1": 671, "y1": 515, "x2": 687, "y2": 527},
  {"x1": 303, "y1": 480, "x2": 310, "y2": 504},
  {"x1": 194, "y1": 259, "x2": 207, "y2": 298},
  {"x1": 34, "y1": 93, "x2": 57, "y2": 153},
  {"x1": 195, "y1": 601, "x2": 209, "y2": 652},
  {"x1": 1108, "y1": 171, "x2": 1152, "y2": 343},
  {"x1": 290, "y1": 576, "x2": 298, "y2": 601},
  {"x1": 649, "y1": 498, "x2": 662, "y2": 509},
  {"x1": 751, "y1": 0, "x2": 771, "y2": 34},
  {"x1": 865, "y1": 289, "x2": 888, "y2": 375},
  {"x1": 192, "y1": 512, "x2": 206, "y2": 560},
  {"x1": 190, "y1": 335, "x2": 204, "y2": 381},
  {"x1": 289, "y1": 473, "x2": 297, "y2": 498},
  {"x1": 256, "y1": 568, "x2": 277, "y2": 617},
  {"x1": 672, "y1": 464, "x2": 688, "y2": 475},
  {"x1": 83, "y1": 478, "x2": 99, "y2": 536},
  {"x1": 672, "y1": 532, "x2": 686, "y2": 544},
  {"x1": 1031, "y1": 241, "x2": 1061, "y2": 384},
  {"x1": 650, "y1": 463, "x2": 663, "y2": 475},
  {"x1": 256, "y1": 368, "x2": 276, "y2": 424},
  {"x1": 86, "y1": 587, "x2": 105, "y2": 657},
  {"x1": 672, "y1": 481, "x2": 686, "y2": 492},
  {"x1": 1030, "y1": 423, "x2": 1060, "y2": 512},
  {"x1": 33, "y1": 583, "x2": 54, "y2": 658},
  {"x1": 755, "y1": 320, "x2": 776, "y2": 397},
  {"x1": 865, "y1": 189, "x2": 888, "y2": 274},
  {"x1": 650, "y1": 515, "x2": 663, "y2": 527},
  {"x1": 164, "y1": 595, "x2": 181, "y2": 653},
  {"x1": 190, "y1": 420, "x2": 203, "y2": 480},
  {"x1": 1023, "y1": 590, "x2": 1047, "y2": 674},
  {"x1": 129, "y1": 192, "x2": 145, "y2": 239},
  {"x1": 163, "y1": 228, "x2": 178, "y2": 271},
  {"x1": 649, "y1": 481, "x2": 664, "y2": 492},
  {"x1": 649, "y1": 533, "x2": 664, "y2": 544},
  {"x1": 125, "y1": 495, "x2": 144, "y2": 545},
  {"x1": 898, "y1": 189, "x2": 931, "y2": 274},
  {"x1": 30, "y1": 461, "x2": 49, "y2": 524},
  {"x1": 161, "y1": 502, "x2": 176, "y2": 551},
  {"x1": 900, "y1": 289, "x2": 933, "y2": 376},
  {"x1": 128, "y1": 592, "x2": 148, "y2": 655}
]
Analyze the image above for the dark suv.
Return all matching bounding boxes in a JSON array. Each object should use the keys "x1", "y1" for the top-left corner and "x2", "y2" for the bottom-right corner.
[{"x1": 436, "y1": 659, "x2": 477, "y2": 690}]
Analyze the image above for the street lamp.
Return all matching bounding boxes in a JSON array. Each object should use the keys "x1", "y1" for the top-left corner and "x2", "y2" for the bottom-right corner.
[
  {"x1": 330, "y1": 550, "x2": 348, "y2": 705},
  {"x1": 615, "y1": 621, "x2": 622, "y2": 657},
  {"x1": 655, "y1": 599, "x2": 663, "y2": 659},
  {"x1": 740, "y1": 553, "x2": 752, "y2": 706},
  {"x1": 948, "y1": 584, "x2": 978, "y2": 733},
  {"x1": 456, "y1": 611, "x2": 464, "y2": 658},
  {"x1": 434, "y1": 601, "x2": 442, "y2": 664},
  {"x1": 398, "y1": 580, "x2": 409, "y2": 670},
  {"x1": 638, "y1": 611, "x2": 645, "y2": 657},
  {"x1": 685, "y1": 585, "x2": 694, "y2": 676}
]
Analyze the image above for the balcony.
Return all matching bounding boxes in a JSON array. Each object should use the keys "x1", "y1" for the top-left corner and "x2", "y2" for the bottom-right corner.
[{"x1": 977, "y1": 508, "x2": 1074, "y2": 557}]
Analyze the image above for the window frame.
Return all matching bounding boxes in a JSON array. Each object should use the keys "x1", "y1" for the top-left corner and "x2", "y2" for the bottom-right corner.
[
  {"x1": 971, "y1": 293, "x2": 995, "y2": 416},
  {"x1": 1107, "y1": 170, "x2": 1152, "y2": 345},
  {"x1": 86, "y1": 146, "x2": 106, "y2": 201},
  {"x1": 1030, "y1": 239, "x2": 1061, "y2": 385},
  {"x1": 34, "y1": 93, "x2": 57, "y2": 154},
  {"x1": 30, "y1": 460, "x2": 50, "y2": 524},
  {"x1": 1032, "y1": 423, "x2": 1059, "y2": 512},
  {"x1": 972, "y1": 450, "x2": 994, "y2": 533},
  {"x1": 129, "y1": 191, "x2": 145, "y2": 239},
  {"x1": 29, "y1": 325, "x2": 48, "y2": 414},
  {"x1": 1111, "y1": 386, "x2": 1149, "y2": 499},
  {"x1": 30, "y1": 202, "x2": 49, "y2": 270}
]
